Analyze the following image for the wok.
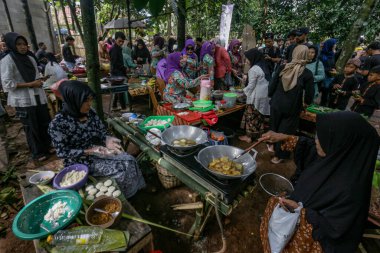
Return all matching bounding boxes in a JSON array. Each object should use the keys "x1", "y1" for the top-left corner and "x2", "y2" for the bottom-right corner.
[
  {"x1": 196, "y1": 145, "x2": 257, "y2": 179},
  {"x1": 107, "y1": 76, "x2": 125, "y2": 84},
  {"x1": 161, "y1": 126, "x2": 208, "y2": 151}
]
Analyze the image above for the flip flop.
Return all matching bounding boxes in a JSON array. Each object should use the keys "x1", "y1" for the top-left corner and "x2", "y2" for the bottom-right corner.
[{"x1": 270, "y1": 157, "x2": 283, "y2": 164}]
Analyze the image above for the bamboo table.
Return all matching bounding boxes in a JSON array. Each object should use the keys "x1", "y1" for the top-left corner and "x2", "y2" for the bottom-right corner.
[
  {"x1": 107, "y1": 118, "x2": 257, "y2": 238},
  {"x1": 19, "y1": 163, "x2": 153, "y2": 253}
]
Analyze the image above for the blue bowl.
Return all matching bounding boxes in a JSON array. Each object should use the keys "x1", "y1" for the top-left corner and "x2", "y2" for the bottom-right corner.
[{"x1": 53, "y1": 164, "x2": 89, "y2": 190}]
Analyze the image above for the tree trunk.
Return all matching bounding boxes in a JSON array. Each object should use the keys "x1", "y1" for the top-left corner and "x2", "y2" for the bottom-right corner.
[
  {"x1": 20, "y1": 0, "x2": 38, "y2": 52},
  {"x1": 79, "y1": 0, "x2": 103, "y2": 119},
  {"x1": 2, "y1": 0, "x2": 14, "y2": 32},
  {"x1": 177, "y1": 0, "x2": 186, "y2": 51},
  {"x1": 52, "y1": 0, "x2": 63, "y2": 47},
  {"x1": 67, "y1": 0, "x2": 84, "y2": 42},
  {"x1": 68, "y1": 0, "x2": 76, "y2": 31},
  {"x1": 43, "y1": 0, "x2": 56, "y2": 52},
  {"x1": 59, "y1": 0, "x2": 72, "y2": 36},
  {"x1": 336, "y1": 0, "x2": 379, "y2": 71},
  {"x1": 167, "y1": 12, "x2": 172, "y2": 38}
]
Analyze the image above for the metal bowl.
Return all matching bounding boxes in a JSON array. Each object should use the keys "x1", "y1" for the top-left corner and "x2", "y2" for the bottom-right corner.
[
  {"x1": 161, "y1": 126, "x2": 208, "y2": 151},
  {"x1": 196, "y1": 145, "x2": 257, "y2": 179},
  {"x1": 85, "y1": 196, "x2": 123, "y2": 229}
]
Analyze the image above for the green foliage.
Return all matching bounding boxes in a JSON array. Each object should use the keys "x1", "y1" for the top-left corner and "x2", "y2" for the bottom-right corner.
[
  {"x1": 149, "y1": 0, "x2": 166, "y2": 16},
  {"x1": 133, "y1": 0, "x2": 149, "y2": 11}
]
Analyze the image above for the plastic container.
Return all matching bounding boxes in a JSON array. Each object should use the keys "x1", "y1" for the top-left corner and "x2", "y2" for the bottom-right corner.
[
  {"x1": 139, "y1": 116, "x2": 175, "y2": 131},
  {"x1": 29, "y1": 171, "x2": 55, "y2": 185},
  {"x1": 49, "y1": 227, "x2": 103, "y2": 246},
  {"x1": 223, "y1": 93, "x2": 237, "y2": 108},
  {"x1": 53, "y1": 164, "x2": 89, "y2": 190},
  {"x1": 200, "y1": 79, "x2": 211, "y2": 100}
]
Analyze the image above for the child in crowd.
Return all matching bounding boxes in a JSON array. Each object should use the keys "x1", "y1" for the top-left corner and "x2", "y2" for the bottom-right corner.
[
  {"x1": 328, "y1": 58, "x2": 361, "y2": 110},
  {"x1": 352, "y1": 65, "x2": 380, "y2": 117}
]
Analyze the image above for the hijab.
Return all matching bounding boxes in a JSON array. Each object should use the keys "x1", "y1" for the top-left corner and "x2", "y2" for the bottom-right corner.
[
  {"x1": 46, "y1": 52, "x2": 58, "y2": 66},
  {"x1": 291, "y1": 111, "x2": 379, "y2": 252},
  {"x1": 4, "y1": 32, "x2": 36, "y2": 83},
  {"x1": 228, "y1": 39, "x2": 241, "y2": 57},
  {"x1": 321, "y1": 38, "x2": 337, "y2": 63},
  {"x1": 244, "y1": 48, "x2": 271, "y2": 82},
  {"x1": 200, "y1": 41, "x2": 215, "y2": 61},
  {"x1": 134, "y1": 39, "x2": 150, "y2": 59},
  {"x1": 280, "y1": 45, "x2": 309, "y2": 91},
  {"x1": 58, "y1": 80, "x2": 95, "y2": 118},
  {"x1": 181, "y1": 39, "x2": 197, "y2": 59},
  {"x1": 164, "y1": 52, "x2": 182, "y2": 82},
  {"x1": 156, "y1": 58, "x2": 167, "y2": 80}
]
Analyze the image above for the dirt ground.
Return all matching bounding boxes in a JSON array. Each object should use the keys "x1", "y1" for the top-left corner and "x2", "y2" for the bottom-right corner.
[{"x1": 0, "y1": 97, "x2": 298, "y2": 253}]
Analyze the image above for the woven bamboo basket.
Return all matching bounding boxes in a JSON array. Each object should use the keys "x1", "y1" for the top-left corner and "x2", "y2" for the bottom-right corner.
[
  {"x1": 128, "y1": 87, "x2": 148, "y2": 97},
  {"x1": 156, "y1": 164, "x2": 182, "y2": 189}
]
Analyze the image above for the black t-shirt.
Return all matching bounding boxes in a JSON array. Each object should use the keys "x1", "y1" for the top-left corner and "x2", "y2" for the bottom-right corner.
[
  {"x1": 329, "y1": 74, "x2": 360, "y2": 110},
  {"x1": 362, "y1": 54, "x2": 380, "y2": 71},
  {"x1": 110, "y1": 44, "x2": 126, "y2": 77},
  {"x1": 260, "y1": 46, "x2": 281, "y2": 73}
]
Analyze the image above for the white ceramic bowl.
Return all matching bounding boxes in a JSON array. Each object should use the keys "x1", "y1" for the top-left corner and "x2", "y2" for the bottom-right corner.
[{"x1": 29, "y1": 171, "x2": 55, "y2": 185}]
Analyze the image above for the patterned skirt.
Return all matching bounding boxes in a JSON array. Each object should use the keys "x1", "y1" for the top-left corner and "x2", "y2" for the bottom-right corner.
[
  {"x1": 89, "y1": 153, "x2": 146, "y2": 198},
  {"x1": 240, "y1": 105, "x2": 266, "y2": 139},
  {"x1": 260, "y1": 197, "x2": 323, "y2": 253}
]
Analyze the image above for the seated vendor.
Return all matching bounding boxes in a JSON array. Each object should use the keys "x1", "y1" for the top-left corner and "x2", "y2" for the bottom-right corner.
[
  {"x1": 352, "y1": 65, "x2": 380, "y2": 117},
  {"x1": 48, "y1": 81, "x2": 146, "y2": 198},
  {"x1": 259, "y1": 111, "x2": 379, "y2": 253},
  {"x1": 163, "y1": 52, "x2": 207, "y2": 103}
]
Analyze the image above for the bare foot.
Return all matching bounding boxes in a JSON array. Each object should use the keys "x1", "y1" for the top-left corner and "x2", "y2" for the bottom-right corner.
[
  {"x1": 239, "y1": 135, "x2": 252, "y2": 143},
  {"x1": 270, "y1": 157, "x2": 284, "y2": 164}
]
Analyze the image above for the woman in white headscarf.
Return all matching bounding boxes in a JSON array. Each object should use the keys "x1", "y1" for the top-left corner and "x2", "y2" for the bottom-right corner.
[{"x1": 268, "y1": 45, "x2": 315, "y2": 164}]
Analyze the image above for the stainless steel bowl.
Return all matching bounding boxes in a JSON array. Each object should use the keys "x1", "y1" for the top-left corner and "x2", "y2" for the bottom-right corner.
[
  {"x1": 196, "y1": 145, "x2": 257, "y2": 179},
  {"x1": 161, "y1": 126, "x2": 208, "y2": 151}
]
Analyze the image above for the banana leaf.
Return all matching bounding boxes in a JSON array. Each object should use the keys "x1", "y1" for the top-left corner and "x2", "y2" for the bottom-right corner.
[{"x1": 50, "y1": 227, "x2": 129, "y2": 253}]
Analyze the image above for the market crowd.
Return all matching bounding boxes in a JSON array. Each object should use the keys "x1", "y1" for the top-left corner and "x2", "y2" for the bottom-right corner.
[{"x1": 1, "y1": 25, "x2": 380, "y2": 253}]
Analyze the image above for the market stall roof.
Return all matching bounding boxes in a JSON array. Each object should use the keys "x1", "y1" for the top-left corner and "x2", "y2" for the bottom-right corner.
[{"x1": 104, "y1": 19, "x2": 146, "y2": 29}]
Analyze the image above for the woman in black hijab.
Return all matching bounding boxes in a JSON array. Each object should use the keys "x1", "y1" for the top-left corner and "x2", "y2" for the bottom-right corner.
[
  {"x1": 132, "y1": 39, "x2": 151, "y2": 65},
  {"x1": 48, "y1": 81, "x2": 146, "y2": 198},
  {"x1": 1, "y1": 32, "x2": 52, "y2": 162},
  {"x1": 239, "y1": 48, "x2": 271, "y2": 143},
  {"x1": 259, "y1": 111, "x2": 379, "y2": 253}
]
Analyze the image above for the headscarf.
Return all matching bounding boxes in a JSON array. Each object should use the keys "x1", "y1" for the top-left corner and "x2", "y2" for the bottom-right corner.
[
  {"x1": 280, "y1": 45, "x2": 309, "y2": 91},
  {"x1": 154, "y1": 36, "x2": 165, "y2": 49},
  {"x1": 321, "y1": 38, "x2": 337, "y2": 63},
  {"x1": 200, "y1": 41, "x2": 215, "y2": 61},
  {"x1": 346, "y1": 58, "x2": 361, "y2": 68},
  {"x1": 45, "y1": 52, "x2": 58, "y2": 66},
  {"x1": 244, "y1": 48, "x2": 271, "y2": 81},
  {"x1": 307, "y1": 44, "x2": 319, "y2": 63},
  {"x1": 133, "y1": 39, "x2": 150, "y2": 60},
  {"x1": 156, "y1": 58, "x2": 167, "y2": 80},
  {"x1": 58, "y1": 80, "x2": 95, "y2": 118},
  {"x1": 164, "y1": 52, "x2": 181, "y2": 82},
  {"x1": 3, "y1": 32, "x2": 36, "y2": 83},
  {"x1": 228, "y1": 39, "x2": 241, "y2": 55},
  {"x1": 291, "y1": 111, "x2": 379, "y2": 252},
  {"x1": 181, "y1": 39, "x2": 197, "y2": 59}
]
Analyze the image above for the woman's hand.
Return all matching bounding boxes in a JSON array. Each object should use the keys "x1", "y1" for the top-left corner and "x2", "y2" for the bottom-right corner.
[
  {"x1": 259, "y1": 131, "x2": 289, "y2": 143},
  {"x1": 106, "y1": 136, "x2": 123, "y2": 154},
  {"x1": 333, "y1": 84, "x2": 342, "y2": 90},
  {"x1": 29, "y1": 79, "x2": 43, "y2": 88},
  {"x1": 279, "y1": 197, "x2": 300, "y2": 212}
]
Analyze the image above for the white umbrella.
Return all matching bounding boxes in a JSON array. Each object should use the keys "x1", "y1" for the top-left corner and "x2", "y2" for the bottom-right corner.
[{"x1": 104, "y1": 19, "x2": 146, "y2": 29}]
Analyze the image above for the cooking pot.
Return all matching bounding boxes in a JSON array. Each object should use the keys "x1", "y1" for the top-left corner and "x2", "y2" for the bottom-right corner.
[
  {"x1": 161, "y1": 126, "x2": 208, "y2": 152},
  {"x1": 195, "y1": 145, "x2": 257, "y2": 180}
]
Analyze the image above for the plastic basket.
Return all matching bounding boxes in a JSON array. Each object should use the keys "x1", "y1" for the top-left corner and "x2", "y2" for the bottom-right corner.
[{"x1": 139, "y1": 116, "x2": 175, "y2": 131}]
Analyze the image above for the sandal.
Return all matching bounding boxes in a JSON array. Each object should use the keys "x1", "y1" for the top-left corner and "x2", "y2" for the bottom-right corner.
[
  {"x1": 238, "y1": 135, "x2": 252, "y2": 143},
  {"x1": 270, "y1": 157, "x2": 283, "y2": 164}
]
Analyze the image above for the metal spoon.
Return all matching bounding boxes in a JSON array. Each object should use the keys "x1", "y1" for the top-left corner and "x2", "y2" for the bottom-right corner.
[{"x1": 94, "y1": 208, "x2": 120, "y2": 219}]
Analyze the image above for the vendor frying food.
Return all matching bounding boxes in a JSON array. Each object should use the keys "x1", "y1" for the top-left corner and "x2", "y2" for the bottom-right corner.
[
  {"x1": 48, "y1": 81, "x2": 146, "y2": 198},
  {"x1": 163, "y1": 52, "x2": 208, "y2": 103}
]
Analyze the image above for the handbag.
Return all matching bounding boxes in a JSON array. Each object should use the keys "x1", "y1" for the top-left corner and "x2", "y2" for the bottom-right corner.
[{"x1": 268, "y1": 202, "x2": 303, "y2": 253}]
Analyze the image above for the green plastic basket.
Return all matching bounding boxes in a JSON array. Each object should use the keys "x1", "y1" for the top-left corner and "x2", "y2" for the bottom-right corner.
[
  {"x1": 139, "y1": 115, "x2": 175, "y2": 131},
  {"x1": 192, "y1": 100, "x2": 213, "y2": 108},
  {"x1": 306, "y1": 105, "x2": 338, "y2": 114},
  {"x1": 12, "y1": 190, "x2": 82, "y2": 240}
]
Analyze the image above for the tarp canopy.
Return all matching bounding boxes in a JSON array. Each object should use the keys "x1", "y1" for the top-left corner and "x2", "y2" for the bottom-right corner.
[{"x1": 104, "y1": 19, "x2": 146, "y2": 29}]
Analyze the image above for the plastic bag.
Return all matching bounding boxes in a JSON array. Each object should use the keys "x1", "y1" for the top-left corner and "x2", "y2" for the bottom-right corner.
[{"x1": 268, "y1": 203, "x2": 302, "y2": 253}]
